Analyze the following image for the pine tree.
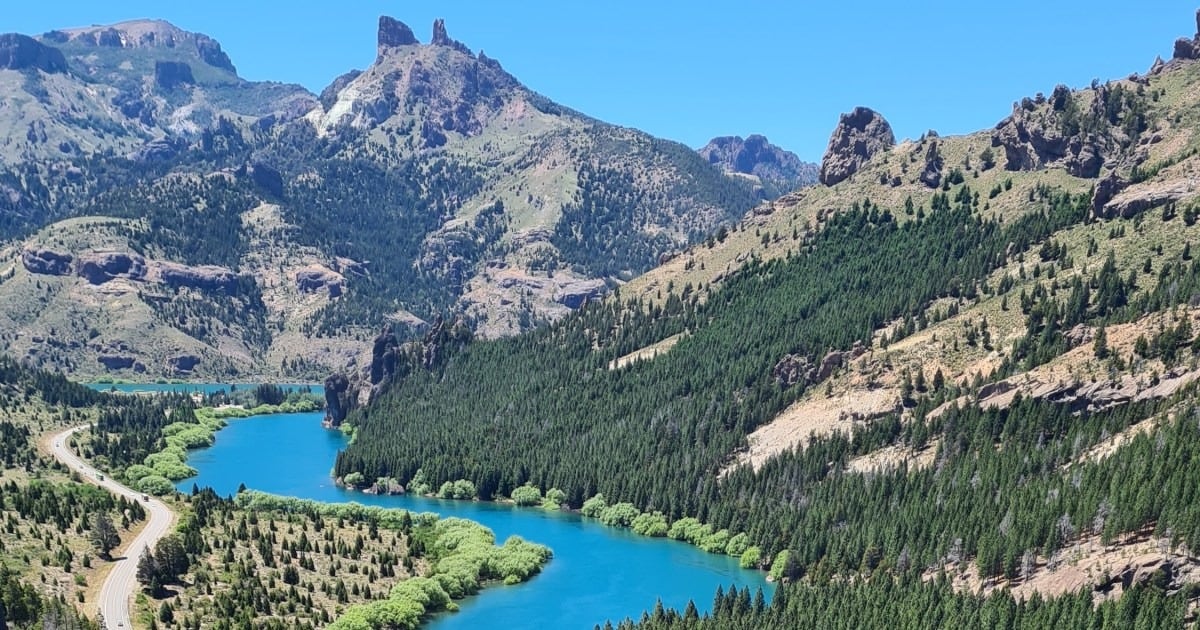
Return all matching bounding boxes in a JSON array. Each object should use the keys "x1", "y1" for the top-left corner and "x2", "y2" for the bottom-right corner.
[{"x1": 90, "y1": 512, "x2": 120, "y2": 559}]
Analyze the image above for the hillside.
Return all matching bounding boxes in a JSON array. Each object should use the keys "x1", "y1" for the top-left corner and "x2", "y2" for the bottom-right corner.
[
  {"x1": 0, "y1": 16, "x2": 766, "y2": 381},
  {"x1": 334, "y1": 10, "x2": 1200, "y2": 623}
]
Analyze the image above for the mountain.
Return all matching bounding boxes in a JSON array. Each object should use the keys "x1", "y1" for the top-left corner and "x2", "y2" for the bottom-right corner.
[
  {"x1": 331, "y1": 9, "x2": 1200, "y2": 621},
  {"x1": 0, "y1": 16, "x2": 760, "y2": 380},
  {"x1": 698, "y1": 134, "x2": 818, "y2": 198},
  {"x1": 0, "y1": 20, "x2": 314, "y2": 166}
]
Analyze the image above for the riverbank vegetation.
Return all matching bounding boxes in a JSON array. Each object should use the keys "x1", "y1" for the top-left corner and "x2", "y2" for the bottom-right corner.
[
  {"x1": 139, "y1": 489, "x2": 551, "y2": 629},
  {"x1": 86, "y1": 385, "x2": 322, "y2": 495}
]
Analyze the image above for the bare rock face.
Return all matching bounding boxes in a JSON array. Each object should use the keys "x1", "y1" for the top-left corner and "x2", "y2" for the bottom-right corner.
[
  {"x1": 991, "y1": 84, "x2": 1127, "y2": 178},
  {"x1": 919, "y1": 139, "x2": 944, "y2": 188},
  {"x1": 377, "y1": 16, "x2": 418, "y2": 60},
  {"x1": 554, "y1": 279, "x2": 607, "y2": 309},
  {"x1": 97, "y1": 355, "x2": 145, "y2": 372},
  {"x1": 156, "y1": 262, "x2": 239, "y2": 293},
  {"x1": 76, "y1": 251, "x2": 147, "y2": 284},
  {"x1": 430, "y1": 19, "x2": 472, "y2": 55},
  {"x1": 295, "y1": 265, "x2": 345, "y2": 297},
  {"x1": 195, "y1": 34, "x2": 236, "y2": 73},
  {"x1": 323, "y1": 372, "x2": 353, "y2": 427},
  {"x1": 320, "y1": 70, "x2": 363, "y2": 112},
  {"x1": 154, "y1": 60, "x2": 195, "y2": 89},
  {"x1": 1172, "y1": 10, "x2": 1200, "y2": 60},
  {"x1": 167, "y1": 354, "x2": 201, "y2": 374},
  {"x1": 21, "y1": 248, "x2": 73, "y2": 275},
  {"x1": 0, "y1": 33, "x2": 68, "y2": 73},
  {"x1": 819, "y1": 107, "x2": 896, "y2": 186},
  {"x1": 699, "y1": 134, "x2": 819, "y2": 196}
]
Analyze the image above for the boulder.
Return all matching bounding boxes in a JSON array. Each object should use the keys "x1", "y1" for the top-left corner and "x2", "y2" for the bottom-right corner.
[
  {"x1": 1091, "y1": 172, "x2": 1127, "y2": 218},
  {"x1": 819, "y1": 107, "x2": 895, "y2": 186},
  {"x1": 295, "y1": 265, "x2": 344, "y2": 297},
  {"x1": 21, "y1": 248, "x2": 73, "y2": 275},
  {"x1": 154, "y1": 60, "x2": 194, "y2": 89},
  {"x1": 0, "y1": 33, "x2": 68, "y2": 73},
  {"x1": 76, "y1": 251, "x2": 148, "y2": 284}
]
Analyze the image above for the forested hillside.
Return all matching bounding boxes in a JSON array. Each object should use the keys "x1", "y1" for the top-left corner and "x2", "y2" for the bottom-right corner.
[{"x1": 336, "y1": 11, "x2": 1200, "y2": 627}]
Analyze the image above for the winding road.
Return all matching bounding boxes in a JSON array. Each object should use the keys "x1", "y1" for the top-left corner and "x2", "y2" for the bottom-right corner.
[{"x1": 48, "y1": 425, "x2": 175, "y2": 630}]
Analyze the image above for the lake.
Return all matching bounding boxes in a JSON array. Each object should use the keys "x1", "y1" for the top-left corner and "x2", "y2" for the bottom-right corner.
[{"x1": 177, "y1": 410, "x2": 772, "y2": 629}]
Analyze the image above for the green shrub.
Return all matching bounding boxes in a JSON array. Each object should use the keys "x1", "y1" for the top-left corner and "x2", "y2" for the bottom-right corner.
[
  {"x1": 630, "y1": 512, "x2": 669, "y2": 537},
  {"x1": 740, "y1": 546, "x2": 762, "y2": 569},
  {"x1": 580, "y1": 493, "x2": 607, "y2": 518},
  {"x1": 510, "y1": 484, "x2": 542, "y2": 506},
  {"x1": 598, "y1": 502, "x2": 640, "y2": 528},
  {"x1": 541, "y1": 487, "x2": 567, "y2": 510},
  {"x1": 136, "y1": 475, "x2": 175, "y2": 496}
]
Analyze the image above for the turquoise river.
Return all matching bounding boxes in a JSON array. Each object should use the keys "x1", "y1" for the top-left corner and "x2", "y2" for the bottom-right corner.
[{"x1": 92, "y1": 384, "x2": 774, "y2": 628}]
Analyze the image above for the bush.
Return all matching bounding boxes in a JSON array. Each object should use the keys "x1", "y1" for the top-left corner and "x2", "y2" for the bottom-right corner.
[
  {"x1": 580, "y1": 493, "x2": 607, "y2": 518},
  {"x1": 740, "y1": 546, "x2": 762, "y2": 569},
  {"x1": 407, "y1": 469, "x2": 431, "y2": 495},
  {"x1": 599, "y1": 502, "x2": 640, "y2": 528},
  {"x1": 541, "y1": 487, "x2": 567, "y2": 510},
  {"x1": 725, "y1": 532, "x2": 751, "y2": 556},
  {"x1": 667, "y1": 517, "x2": 711, "y2": 545},
  {"x1": 510, "y1": 484, "x2": 542, "y2": 507},
  {"x1": 698, "y1": 529, "x2": 731, "y2": 554},
  {"x1": 630, "y1": 512, "x2": 669, "y2": 537},
  {"x1": 343, "y1": 472, "x2": 367, "y2": 488},
  {"x1": 769, "y1": 550, "x2": 791, "y2": 581},
  {"x1": 137, "y1": 475, "x2": 175, "y2": 496},
  {"x1": 437, "y1": 479, "x2": 477, "y2": 500}
]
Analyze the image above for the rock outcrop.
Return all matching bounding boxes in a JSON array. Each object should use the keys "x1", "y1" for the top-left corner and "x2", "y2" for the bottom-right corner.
[
  {"x1": 323, "y1": 372, "x2": 353, "y2": 427},
  {"x1": 320, "y1": 70, "x2": 363, "y2": 112},
  {"x1": 1172, "y1": 10, "x2": 1200, "y2": 60},
  {"x1": 554, "y1": 279, "x2": 607, "y2": 309},
  {"x1": 129, "y1": 138, "x2": 183, "y2": 163},
  {"x1": 0, "y1": 33, "x2": 68, "y2": 73},
  {"x1": 154, "y1": 60, "x2": 195, "y2": 89},
  {"x1": 76, "y1": 251, "x2": 148, "y2": 284},
  {"x1": 991, "y1": 83, "x2": 1132, "y2": 178},
  {"x1": 919, "y1": 139, "x2": 944, "y2": 188},
  {"x1": 430, "y1": 19, "x2": 472, "y2": 55},
  {"x1": 295, "y1": 265, "x2": 345, "y2": 297},
  {"x1": 21, "y1": 248, "x2": 73, "y2": 275},
  {"x1": 156, "y1": 262, "x2": 239, "y2": 293},
  {"x1": 819, "y1": 107, "x2": 895, "y2": 186},
  {"x1": 237, "y1": 162, "x2": 284, "y2": 198},
  {"x1": 195, "y1": 34, "x2": 236, "y2": 73},
  {"x1": 772, "y1": 342, "x2": 867, "y2": 388},
  {"x1": 167, "y1": 354, "x2": 200, "y2": 374},
  {"x1": 377, "y1": 16, "x2": 418, "y2": 59}
]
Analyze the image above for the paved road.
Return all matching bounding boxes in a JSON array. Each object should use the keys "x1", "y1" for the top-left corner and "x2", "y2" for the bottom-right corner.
[{"x1": 48, "y1": 426, "x2": 174, "y2": 630}]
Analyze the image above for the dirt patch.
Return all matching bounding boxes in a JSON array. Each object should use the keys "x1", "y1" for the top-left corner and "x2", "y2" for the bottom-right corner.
[
  {"x1": 609, "y1": 333, "x2": 684, "y2": 369},
  {"x1": 847, "y1": 440, "x2": 939, "y2": 474},
  {"x1": 730, "y1": 387, "x2": 900, "y2": 472}
]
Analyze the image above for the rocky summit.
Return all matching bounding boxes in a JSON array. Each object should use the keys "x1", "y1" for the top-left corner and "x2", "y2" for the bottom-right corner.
[
  {"x1": 698, "y1": 134, "x2": 818, "y2": 198},
  {"x1": 818, "y1": 106, "x2": 895, "y2": 186}
]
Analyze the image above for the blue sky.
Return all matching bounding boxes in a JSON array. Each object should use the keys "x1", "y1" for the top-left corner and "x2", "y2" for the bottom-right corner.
[{"x1": 5, "y1": 1, "x2": 1197, "y2": 161}]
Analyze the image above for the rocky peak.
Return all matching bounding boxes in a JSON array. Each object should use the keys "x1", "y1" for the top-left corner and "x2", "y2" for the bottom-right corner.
[
  {"x1": 0, "y1": 33, "x2": 68, "y2": 73},
  {"x1": 699, "y1": 134, "x2": 818, "y2": 197},
  {"x1": 430, "y1": 19, "x2": 472, "y2": 55},
  {"x1": 818, "y1": 107, "x2": 895, "y2": 186},
  {"x1": 1173, "y1": 9, "x2": 1200, "y2": 60},
  {"x1": 377, "y1": 16, "x2": 418, "y2": 59}
]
